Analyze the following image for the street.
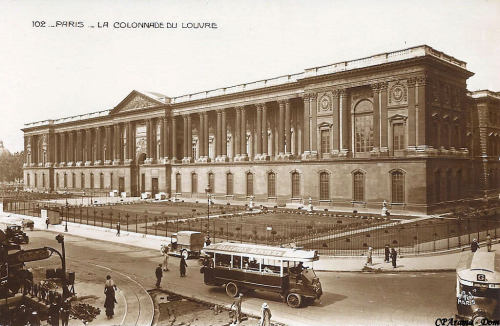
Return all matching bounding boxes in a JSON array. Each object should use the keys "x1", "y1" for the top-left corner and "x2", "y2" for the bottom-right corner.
[{"x1": 22, "y1": 229, "x2": 457, "y2": 326}]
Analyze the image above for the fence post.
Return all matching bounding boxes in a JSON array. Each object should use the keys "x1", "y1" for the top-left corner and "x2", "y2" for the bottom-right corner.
[
  {"x1": 154, "y1": 217, "x2": 158, "y2": 236},
  {"x1": 126, "y1": 214, "x2": 129, "y2": 232},
  {"x1": 136, "y1": 214, "x2": 138, "y2": 233},
  {"x1": 165, "y1": 217, "x2": 168, "y2": 237},
  {"x1": 93, "y1": 208, "x2": 96, "y2": 226},
  {"x1": 101, "y1": 211, "x2": 104, "y2": 227},
  {"x1": 145, "y1": 215, "x2": 148, "y2": 235},
  {"x1": 447, "y1": 223, "x2": 450, "y2": 250},
  {"x1": 468, "y1": 219, "x2": 471, "y2": 245},
  {"x1": 86, "y1": 207, "x2": 89, "y2": 225},
  {"x1": 226, "y1": 222, "x2": 229, "y2": 241}
]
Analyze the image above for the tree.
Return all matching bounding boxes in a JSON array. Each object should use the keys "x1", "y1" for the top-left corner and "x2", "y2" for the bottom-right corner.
[{"x1": 0, "y1": 151, "x2": 24, "y2": 182}]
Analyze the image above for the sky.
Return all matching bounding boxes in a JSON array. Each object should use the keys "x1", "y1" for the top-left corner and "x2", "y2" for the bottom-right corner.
[{"x1": 0, "y1": 0, "x2": 499, "y2": 152}]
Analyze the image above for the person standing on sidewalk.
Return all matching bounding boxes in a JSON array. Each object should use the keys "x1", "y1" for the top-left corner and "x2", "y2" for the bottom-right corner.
[
  {"x1": 180, "y1": 256, "x2": 188, "y2": 277},
  {"x1": 46, "y1": 217, "x2": 49, "y2": 229},
  {"x1": 234, "y1": 293, "x2": 243, "y2": 324},
  {"x1": 471, "y1": 239, "x2": 480, "y2": 253},
  {"x1": 259, "y1": 302, "x2": 272, "y2": 326},
  {"x1": 161, "y1": 244, "x2": 170, "y2": 271},
  {"x1": 391, "y1": 248, "x2": 397, "y2": 268},
  {"x1": 486, "y1": 234, "x2": 492, "y2": 252},
  {"x1": 365, "y1": 247, "x2": 373, "y2": 266},
  {"x1": 155, "y1": 264, "x2": 163, "y2": 288},
  {"x1": 384, "y1": 244, "x2": 390, "y2": 263},
  {"x1": 116, "y1": 222, "x2": 121, "y2": 236}
]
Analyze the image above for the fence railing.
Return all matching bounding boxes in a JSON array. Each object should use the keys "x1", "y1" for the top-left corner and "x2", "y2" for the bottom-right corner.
[{"x1": 2, "y1": 199, "x2": 499, "y2": 256}]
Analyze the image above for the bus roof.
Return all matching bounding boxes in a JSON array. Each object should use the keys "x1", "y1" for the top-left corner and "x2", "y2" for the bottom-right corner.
[
  {"x1": 202, "y1": 242, "x2": 319, "y2": 262},
  {"x1": 457, "y1": 251, "x2": 500, "y2": 283}
]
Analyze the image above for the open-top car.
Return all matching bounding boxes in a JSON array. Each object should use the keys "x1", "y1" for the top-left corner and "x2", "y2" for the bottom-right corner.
[{"x1": 4, "y1": 224, "x2": 29, "y2": 244}]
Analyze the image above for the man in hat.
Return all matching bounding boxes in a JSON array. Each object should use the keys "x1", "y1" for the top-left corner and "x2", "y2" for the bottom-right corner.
[
  {"x1": 155, "y1": 264, "x2": 163, "y2": 288},
  {"x1": 259, "y1": 303, "x2": 272, "y2": 326},
  {"x1": 471, "y1": 239, "x2": 480, "y2": 253}
]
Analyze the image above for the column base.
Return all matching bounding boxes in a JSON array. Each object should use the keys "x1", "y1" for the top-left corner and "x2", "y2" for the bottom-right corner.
[
  {"x1": 104, "y1": 160, "x2": 112, "y2": 166},
  {"x1": 416, "y1": 145, "x2": 435, "y2": 156},
  {"x1": 45, "y1": 163, "x2": 53, "y2": 168},
  {"x1": 182, "y1": 157, "x2": 193, "y2": 164},
  {"x1": 84, "y1": 161, "x2": 92, "y2": 166},
  {"x1": 284, "y1": 153, "x2": 294, "y2": 160},
  {"x1": 238, "y1": 154, "x2": 249, "y2": 161},
  {"x1": 215, "y1": 155, "x2": 229, "y2": 162},
  {"x1": 38, "y1": 163, "x2": 44, "y2": 167},
  {"x1": 67, "y1": 162, "x2": 74, "y2": 167},
  {"x1": 301, "y1": 151, "x2": 318, "y2": 160},
  {"x1": 75, "y1": 161, "x2": 83, "y2": 167},
  {"x1": 112, "y1": 159, "x2": 121, "y2": 165},
  {"x1": 160, "y1": 157, "x2": 170, "y2": 164},
  {"x1": 123, "y1": 159, "x2": 133, "y2": 165},
  {"x1": 58, "y1": 162, "x2": 66, "y2": 167},
  {"x1": 378, "y1": 147, "x2": 389, "y2": 157},
  {"x1": 338, "y1": 149, "x2": 350, "y2": 158},
  {"x1": 93, "y1": 160, "x2": 102, "y2": 166},
  {"x1": 255, "y1": 154, "x2": 270, "y2": 161},
  {"x1": 144, "y1": 158, "x2": 153, "y2": 165},
  {"x1": 370, "y1": 147, "x2": 380, "y2": 157}
]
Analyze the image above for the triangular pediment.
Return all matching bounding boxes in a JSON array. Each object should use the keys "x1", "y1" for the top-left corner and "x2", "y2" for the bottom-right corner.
[{"x1": 111, "y1": 90, "x2": 168, "y2": 114}]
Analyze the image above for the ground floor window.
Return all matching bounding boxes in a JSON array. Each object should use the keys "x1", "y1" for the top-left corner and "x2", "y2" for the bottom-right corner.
[
  {"x1": 246, "y1": 172, "x2": 253, "y2": 197},
  {"x1": 319, "y1": 172, "x2": 329, "y2": 200},
  {"x1": 191, "y1": 173, "x2": 198, "y2": 194},
  {"x1": 176, "y1": 173, "x2": 181, "y2": 193},
  {"x1": 208, "y1": 172, "x2": 215, "y2": 193},
  {"x1": 391, "y1": 170, "x2": 404, "y2": 203},
  {"x1": 226, "y1": 173, "x2": 233, "y2": 195},
  {"x1": 353, "y1": 171, "x2": 365, "y2": 202},
  {"x1": 268, "y1": 172, "x2": 276, "y2": 198},
  {"x1": 291, "y1": 172, "x2": 300, "y2": 198}
]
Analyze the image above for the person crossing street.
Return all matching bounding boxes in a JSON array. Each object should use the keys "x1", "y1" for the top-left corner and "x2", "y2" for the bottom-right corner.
[{"x1": 155, "y1": 264, "x2": 163, "y2": 287}]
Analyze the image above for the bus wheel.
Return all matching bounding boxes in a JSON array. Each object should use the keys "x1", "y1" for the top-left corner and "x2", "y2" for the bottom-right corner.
[
  {"x1": 472, "y1": 312, "x2": 487, "y2": 326},
  {"x1": 181, "y1": 250, "x2": 189, "y2": 260},
  {"x1": 287, "y1": 293, "x2": 302, "y2": 308},
  {"x1": 225, "y1": 282, "x2": 239, "y2": 297}
]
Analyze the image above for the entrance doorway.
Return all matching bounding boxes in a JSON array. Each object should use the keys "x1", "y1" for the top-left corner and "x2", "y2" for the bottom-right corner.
[
  {"x1": 119, "y1": 177, "x2": 125, "y2": 193},
  {"x1": 152, "y1": 178, "x2": 159, "y2": 196}
]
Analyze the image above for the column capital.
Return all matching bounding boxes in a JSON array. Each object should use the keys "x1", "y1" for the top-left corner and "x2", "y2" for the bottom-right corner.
[
  {"x1": 370, "y1": 83, "x2": 381, "y2": 93},
  {"x1": 416, "y1": 74, "x2": 429, "y2": 86},
  {"x1": 306, "y1": 93, "x2": 317, "y2": 100},
  {"x1": 407, "y1": 77, "x2": 417, "y2": 87},
  {"x1": 378, "y1": 82, "x2": 388, "y2": 91},
  {"x1": 338, "y1": 88, "x2": 347, "y2": 97}
]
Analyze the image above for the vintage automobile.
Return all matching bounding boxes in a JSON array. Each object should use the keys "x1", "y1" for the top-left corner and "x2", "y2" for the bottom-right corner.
[
  {"x1": 163, "y1": 231, "x2": 204, "y2": 260},
  {"x1": 21, "y1": 219, "x2": 34, "y2": 231},
  {"x1": 200, "y1": 242, "x2": 322, "y2": 308},
  {"x1": 456, "y1": 251, "x2": 500, "y2": 325},
  {"x1": 4, "y1": 225, "x2": 29, "y2": 244}
]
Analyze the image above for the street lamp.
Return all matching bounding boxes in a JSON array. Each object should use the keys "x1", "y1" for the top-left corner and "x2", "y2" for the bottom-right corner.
[
  {"x1": 205, "y1": 186, "x2": 212, "y2": 238},
  {"x1": 55, "y1": 234, "x2": 68, "y2": 300}
]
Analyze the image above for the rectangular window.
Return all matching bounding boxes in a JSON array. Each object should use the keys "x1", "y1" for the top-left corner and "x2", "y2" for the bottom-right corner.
[
  {"x1": 268, "y1": 173, "x2": 276, "y2": 198},
  {"x1": 90, "y1": 173, "x2": 94, "y2": 189},
  {"x1": 226, "y1": 173, "x2": 233, "y2": 195},
  {"x1": 291, "y1": 172, "x2": 300, "y2": 198},
  {"x1": 246, "y1": 173, "x2": 253, "y2": 197},
  {"x1": 100, "y1": 173, "x2": 104, "y2": 189},
  {"x1": 391, "y1": 172, "x2": 404, "y2": 203},
  {"x1": 319, "y1": 172, "x2": 329, "y2": 200},
  {"x1": 320, "y1": 129, "x2": 330, "y2": 156},
  {"x1": 355, "y1": 115, "x2": 373, "y2": 153},
  {"x1": 191, "y1": 174, "x2": 198, "y2": 194},
  {"x1": 393, "y1": 123, "x2": 405, "y2": 150},
  {"x1": 353, "y1": 172, "x2": 364, "y2": 202},
  {"x1": 81, "y1": 173, "x2": 85, "y2": 189},
  {"x1": 110, "y1": 173, "x2": 114, "y2": 190},
  {"x1": 42, "y1": 174, "x2": 46, "y2": 188},
  {"x1": 56, "y1": 173, "x2": 60, "y2": 188},
  {"x1": 72, "y1": 173, "x2": 75, "y2": 188},
  {"x1": 176, "y1": 173, "x2": 181, "y2": 193},
  {"x1": 208, "y1": 173, "x2": 215, "y2": 193}
]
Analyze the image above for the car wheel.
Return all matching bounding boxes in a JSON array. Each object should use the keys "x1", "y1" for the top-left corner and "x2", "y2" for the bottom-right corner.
[
  {"x1": 472, "y1": 312, "x2": 488, "y2": 326},
  {"x1": 225, "y1": 282, "x2": 239, "y2": 297},
  {"x1": 181, "y1": 250, "x2": 189, "y2": 260},
  {"x1": 287, "y1": 293, "x2": 302, "y2": 308}
]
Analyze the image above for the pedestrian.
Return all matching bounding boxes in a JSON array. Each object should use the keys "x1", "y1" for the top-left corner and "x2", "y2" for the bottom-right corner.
[
  {"x1": 180, "y1": 256, "x2": 188, "y2": 277},
  {"x1": 259, "y1": 302, "x2": 272, "y2": 326},
  {"x1": 104, "y1": 275, "x2": 117, "y2": 292},
  {"x1": 233, "y1": 293, "x2": 243, "y2": 324},
  {"x1": 49, "y1": 302, "x2": 60, "y2": 326},
  {"x1": 46, "y1": 217, "x2": 49, "y2": 229},
  {"x1": 104, "y1": 286, "x2": 117, "y2": 319},
  {"x1": 60, "y1": 298, "x2": 71, "y2": 326},
  {"x1": 391, "y1": 248, "x2": 397, "y2": 268},
  {"x1": 471, "y1": 239, "x2": 480, "y2": 253},
  {"x1": 365, "y1": 247, "x2": 373, "y2": 266},
  {"x1": 161, "y1": 244, "x2": 170, "y2": 271},
  {"x1": 116, "y1": 222, "x2": 120, "y2": 236},
  {"x1": 155, "y1": 264, "x2": 163, "y2": 287},
  {"x1": 204, "y1": 235, "x2": 211, "y2": 247},
  {"x1": 384, "y1": 244, "x2": 390, "y2": 263},
  {"x1": 30, "y1": 311, "x2": 41, "y2": 326},
  {"x1": 486, "y1": 234, "x2": 492, "y2": 252}
]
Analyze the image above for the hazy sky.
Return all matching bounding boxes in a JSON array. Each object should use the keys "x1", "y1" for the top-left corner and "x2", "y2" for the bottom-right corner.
[{"x1": 1, "y1": 0, "x2": 499, "y2": 152}]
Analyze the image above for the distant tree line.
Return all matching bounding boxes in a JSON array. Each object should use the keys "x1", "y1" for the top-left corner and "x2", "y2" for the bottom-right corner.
[{"x1": 0, "y1": 151, "x2": 24, "y2": 182}]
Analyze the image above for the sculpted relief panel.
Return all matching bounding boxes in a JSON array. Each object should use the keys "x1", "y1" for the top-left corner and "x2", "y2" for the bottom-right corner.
[
  {"x1": 388, "y1": 80, "x2": 408, "y2": 107},
  {"x1": 122, "y1": 94, "x2": 158, "y2": 112},
  {"x1": 317, "y1": 91, "x2": 334, "y2": 116}
]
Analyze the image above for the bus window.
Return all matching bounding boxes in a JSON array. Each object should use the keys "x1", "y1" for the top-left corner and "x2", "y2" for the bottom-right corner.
[
  {"x1": 233, "y1": 256, "x2": 241, "y2": 269},
  {"x1": 217, "y1": 254, "x2": 231, "y2": 267}
]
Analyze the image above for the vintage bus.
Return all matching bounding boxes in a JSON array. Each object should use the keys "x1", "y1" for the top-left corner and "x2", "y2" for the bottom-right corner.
[{"x1": 200, "y1": 242, "x2": 322, "y2": 308}]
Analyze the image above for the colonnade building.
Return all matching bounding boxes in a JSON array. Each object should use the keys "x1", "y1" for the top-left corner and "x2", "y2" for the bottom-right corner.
[{"x1": 22, "y1": 45, "x2": 500, "y2": 213}]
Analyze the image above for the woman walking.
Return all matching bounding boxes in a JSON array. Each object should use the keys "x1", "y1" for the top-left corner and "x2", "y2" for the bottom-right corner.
[
  {"x1": 391, "y1": 248, "x2": 397, "y2": 268},
  {"x1": 104, "y1": 275, "x2": 117, "y2": 319},
  {"x1": 180, "y1": 256, "x2": 188, "y2": 277}
]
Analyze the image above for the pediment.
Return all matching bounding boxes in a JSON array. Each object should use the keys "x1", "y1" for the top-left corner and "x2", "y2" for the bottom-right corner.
[{"x1": 111, "y1": 90, "x2": 168, "y2": 114}]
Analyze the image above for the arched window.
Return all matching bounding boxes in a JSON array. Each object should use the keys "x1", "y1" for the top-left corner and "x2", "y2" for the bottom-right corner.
[
  {"x1": 268, "y1": 172, "x2": 276, "y2": 198},
  {"x1": 434, "y1": 170, "x2": 441, "y2": 202},
  {"x1": 353, "y1": 171, "x2": 365, "y2": 202},
  {"x1": 320, "y1": 129, "x2": 330, "y2": 156},
  {"x1": 291, "y1": 171, "x2": 300, "y2": 198},
  {"x1": 99, "y1": 173, "x2": 104, "y2": 189},
  {"x1": 319, "y1": 172, "x2": 329, "y2": 201},
  {"x1": 226, "y1": 173, "x2": 233, "y2": 196},
  {"x1": 391, "y1": 170, "x2": 405, "y2": 204},
  {"x1": 175, "y1": 173, "x2": 182, "y2": 193},
  {"x1": 354, "y1": 100, "x2": 373, "y2": 153},
  {"x1": 246, "y1": 172, "x2": 254, "y2": 197},
  {"x1": 208, "y1": 172, "x2": 215, "y2": 193},
  {"x1": 191, "y1": 173, "x2": 198, "y2": 194}
]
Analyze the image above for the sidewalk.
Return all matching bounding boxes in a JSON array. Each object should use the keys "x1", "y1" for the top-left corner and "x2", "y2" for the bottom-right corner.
[{"x1": 1, "y1": 203, "x2": 498, "y2": 272}]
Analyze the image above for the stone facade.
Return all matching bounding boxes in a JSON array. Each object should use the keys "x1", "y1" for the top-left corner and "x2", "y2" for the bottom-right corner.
[{"x1": 21, "y1": 45, "x2": 500, "y2": 213}]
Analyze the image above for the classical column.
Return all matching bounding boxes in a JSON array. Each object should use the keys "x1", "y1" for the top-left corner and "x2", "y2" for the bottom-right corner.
[
  {"x1": 113, "y1": 124, "x2": 121, "y2": 164},
  {"x1": 332, "y1": 91, "x2": 340, "y2": 155},
  {"x1": 187, "y1": 114, "x2": 193, "y2": 162},
  {"x1": 162, "y1": 118, "x2": 169, "y2": 160},
  {"x1": 182, "y1": 116, "x2": 188, "y2": 162},
  {"x1": 94, "y1": 127, "x2": 101, "y2": 164},
  {"x1": 407, "y1": 77, "x2": 417, "y2": 151},
  {"x1": 285, "y1": 100, "x2": 292, "y2": 157},
  {"x1": 159, "y1": 118, "x2": 165, "y2": 161},
  {"x1": 61, "y1": 132, "x2": 66, "y2": 165},
  {"x1": 371, "y1": 83, "x2": 380, "y2": 154},
  {"x1": 203, "y1": 112, "x2": 209, "y2": 161},
  {"x1": 105, "y1": 126, "x2": 112, "y2": 164},
  {"x1": 302, "y1": 94, "x2": 311, "y2": 158},
  {"x1": 198, "y1": 112, "x2": 205, "y2": 160},
  {"x1": 240, "y1": 106, "x2": 248, "y2": 160},
  {"x1": 380, "y1": 82, "x2": 389, "y2": 154},
  {"x1": 216, "y1": 110, "x2": 222, "y2": 159},
  {"x1": 146, "y1": 119, "x2": 152, "y2": 162},
  {"x1": 85, "y1": 128, "x2": 92, "y2": 165},
  {"x1": 53, "y1": 132, "x2": 59, "y2": 165},
  {"x1": 235, "y1": 107, "x2": 241, "y2": 159},
  {"x1": 262, "y1": 104, "x2": 268, "y2": 159},
  {"x1": 256, "y1": 104, "x2": 262, "y2": 158},
  {"x1": 221, "y1": 110, "x2": 227, "y2": 160},
  {"x1": 416, "y1": 75, "x2": 429, "y2": 150},
  {"x1": 76, "y1": 130, "x2": 83, "y2": 165},
  {"x1": 171, "y1": 117, "x2": 177, "y2": 161},
  {"x1": 310, "y1": 94, "x2": 318, "y2": 156},
  {"x1": 340, "y1": 89, "x2": 349, "y2": 156},
  {"x1": 151, "y1": 119, "x2": 157, "y2": 161},
  {"x1": 278, "y1": 100, "x2": 285, "y2": 156}
]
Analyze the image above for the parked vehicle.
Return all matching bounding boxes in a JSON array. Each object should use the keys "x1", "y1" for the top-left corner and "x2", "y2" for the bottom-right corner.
[
  {"x1": 200, "y1": 242, "x2": 322, "y2": 308},
  {"x1": 456, "y1": 251, "x2": 500, "y2": 324},
  {"x1": 21, "y1": 220, "x2": 34, "y2": 231},
  {"x1": 164, "y1": 231, "x2": 203, "y2": 259},
  {"x1": 4, "y1": 225, "x2": 29, "y2": 244}
]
